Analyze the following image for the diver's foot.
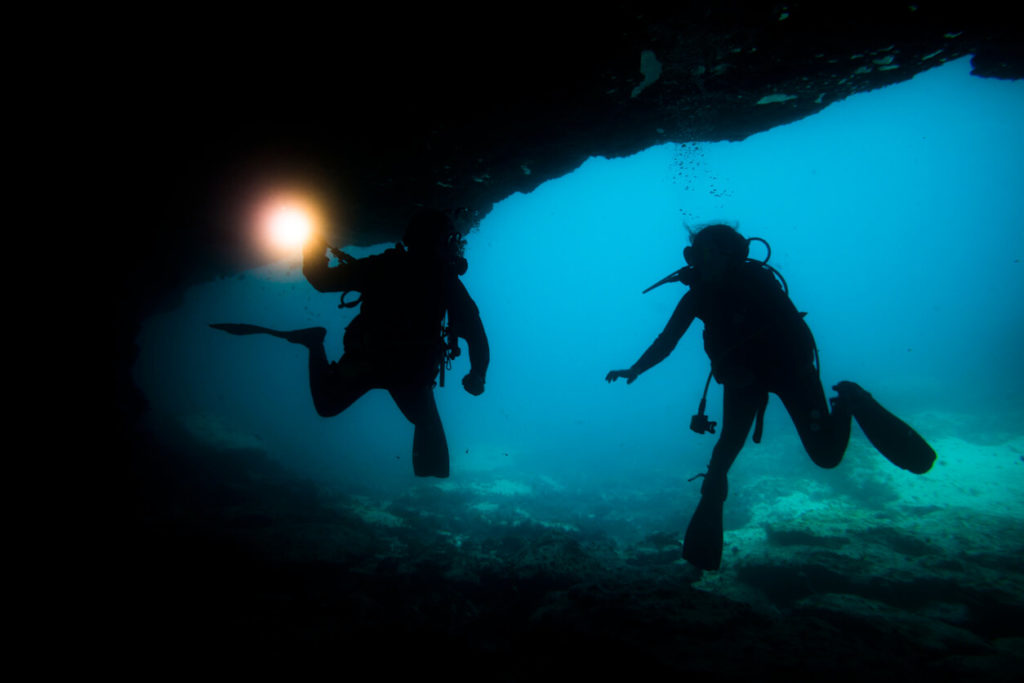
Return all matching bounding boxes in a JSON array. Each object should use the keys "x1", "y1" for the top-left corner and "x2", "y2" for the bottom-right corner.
[
  {"x1": 832, "y1": 381, "x2": 870, "y2": 405},
  {"x1": 830, "y1": 381, "x2": 869, "y2": 416}
]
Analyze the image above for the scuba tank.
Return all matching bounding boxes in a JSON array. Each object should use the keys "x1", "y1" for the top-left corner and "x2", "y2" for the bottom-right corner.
[{"x1": 330, "y1": 229, "x2": 467, "y2": 310}]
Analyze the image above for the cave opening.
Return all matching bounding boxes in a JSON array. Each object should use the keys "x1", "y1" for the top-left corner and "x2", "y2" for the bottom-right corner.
[{"x1": 135, "y1": 57, "x2": 1022, "y2": 501}]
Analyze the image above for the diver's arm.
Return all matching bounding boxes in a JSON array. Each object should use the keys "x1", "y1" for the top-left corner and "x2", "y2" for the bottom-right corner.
[
  {"x1": 607, "y1": 293, "x2": 696, "y2": 383},
  {"x1": 302, "y1": 239, "x2": 365, "y2": 293},
  {"x1": 632, "y1": 294, "x2": 696, "y2": 374},
  {"x1": 449, "y1": 279, "x2": 489, "y2": 394}
]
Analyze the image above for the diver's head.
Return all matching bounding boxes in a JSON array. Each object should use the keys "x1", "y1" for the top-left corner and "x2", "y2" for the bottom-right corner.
[
  {"x1": 684, "y1": 224, "x2": 748, "y2": 284},
  {"x1": 404, "y1": 209, "x2": 455, "y2": 253},
  {"x1": 403, "y1": 208, "x2": 468, "y2": 274}
]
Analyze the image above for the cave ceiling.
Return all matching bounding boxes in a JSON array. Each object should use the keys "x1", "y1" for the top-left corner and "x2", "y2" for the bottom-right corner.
[{"x1": 117, "y1": 3, "x2": 1020, "y2": 319}]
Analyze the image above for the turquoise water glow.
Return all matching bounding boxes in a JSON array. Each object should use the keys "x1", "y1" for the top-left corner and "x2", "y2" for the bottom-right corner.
[{"x1": 135, "y1": 57, "x2": 1023, "y2": 502}]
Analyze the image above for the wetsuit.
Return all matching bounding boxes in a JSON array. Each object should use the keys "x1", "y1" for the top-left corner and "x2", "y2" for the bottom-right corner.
[
  {"x1": 622, "y1": 254, "x2": 933, "y2": 571},
  {"x1": 633, "y1": 261, "x2": 850, "y2": 490},
  {"x1": 302, "y1": 244, "x2": 489, "y2": 477}
]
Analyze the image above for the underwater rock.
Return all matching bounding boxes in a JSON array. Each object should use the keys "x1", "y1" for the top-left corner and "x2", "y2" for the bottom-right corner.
[
  {"x1": 626, "y1": 531, "x2": 687, "y2": 567},
  {"x1": 111, "y1": 407, "x2": 1024, "y2": 681},
  {"x1": 764, "y1": 525, "x2": 851, "y2": 549},
  {"x1": 507, "y1": 532, "x2": 600, "y2": 587},
  {"x1": 113, "y1": 463, "x2": 1024, "y2": 681},
  {"x1": 729, "y1": 503, "x2": 1024, "y2": 653},
  {"x1": 792, "y1": 593, "x2": 1024, "y2": 681},
  {"x1": 793, "y1": 592, "x2": 991, "y2": 653}
]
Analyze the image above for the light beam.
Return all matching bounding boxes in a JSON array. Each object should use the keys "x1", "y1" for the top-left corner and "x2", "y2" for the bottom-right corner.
[{"x1": 255, "y1": 192, "x2": 326, "y2": 256}]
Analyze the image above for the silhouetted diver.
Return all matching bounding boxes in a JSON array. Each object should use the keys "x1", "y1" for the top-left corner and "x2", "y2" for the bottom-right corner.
[
  {"x1": 212, "y1": 209, "x2": 489, "y2": 478},
  {"x1": 607, "y1": 224, "x2": 935, "y2": 570}
]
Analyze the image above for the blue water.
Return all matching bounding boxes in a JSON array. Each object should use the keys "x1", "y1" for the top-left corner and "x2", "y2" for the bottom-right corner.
[
  {"x1": 124, "y1": 55, "x2": 1024, "y2": 679},
  {"x1": 135, "y1": 57, "x2": 1023, "y2": 501}
]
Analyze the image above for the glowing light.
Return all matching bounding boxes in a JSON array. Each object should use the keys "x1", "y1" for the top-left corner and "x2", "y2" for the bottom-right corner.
[
  {"x1": 256, "y1": 192, "x2": 325, "y2": 254},
  {"x1": 268, "y1": 204, "x2": 313, "y2": 248}
]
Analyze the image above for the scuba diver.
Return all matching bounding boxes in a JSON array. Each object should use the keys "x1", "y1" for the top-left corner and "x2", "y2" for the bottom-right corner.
[
  {"x1": 606, "y1": 224, "x2": 935, "y2": 571},
  {"x1": 212, "y1": 208, "x2": 489, "y2": 478}
]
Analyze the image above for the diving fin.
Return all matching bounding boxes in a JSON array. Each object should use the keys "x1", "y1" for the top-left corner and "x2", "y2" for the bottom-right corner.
[
  {"x1": 411, "y1": 422, "x2": 450, "y2": 478},
  {"x1": 412, "y1": 447, "x2": 450, "y2": 478},
  {"x1": 210, "y1": 323, "x2": 326, "y2": 347},
  {"x1": 682, "y1": 494, "x2": 724, "y2": 571},
  {"x1": 834, "y1": 381, "x2": 936, "y2": 475},
  {"x1": 210, "y1": 323, "x2": 279, "y2": 336}
]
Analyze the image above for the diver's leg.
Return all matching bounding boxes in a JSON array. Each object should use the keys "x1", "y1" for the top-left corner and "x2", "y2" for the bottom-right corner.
[
  {"x1": 832, "y1": 381, "x2": 936, "y2": 474},
  {"x1": 683, "y1": 383, "x2": 762, "y2": 571},
  {"x1": 703, "y1": 383, "x2": 764, "y2": 496},
  {"x1": 210, "y1": 323, "x2": 368, "y2": 416},
  {"x1": 308, "y1": 350, "x2": 376, "y2": 417},
  {"x1": 389, "y1": 385, "x2": 450, "y2": 478},
  {"x1": 776, "y1": 370, "x2": 851, "y2": 469}
]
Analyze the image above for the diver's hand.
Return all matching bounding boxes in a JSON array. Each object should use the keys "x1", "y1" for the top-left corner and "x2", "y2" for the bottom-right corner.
[
  {"x1": 462, "y1": 371, "x2": 485, "y2": 396},
  {"x1": 303, "y1": 232, "x2": 330, "y2": 261},
  {"x1": 605, "y1": 369, "x2": 638, "y2": 384}
]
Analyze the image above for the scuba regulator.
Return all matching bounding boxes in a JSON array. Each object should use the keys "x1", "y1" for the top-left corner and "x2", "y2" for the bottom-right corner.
[
  {"x1": 642, "y1": 236, "x2": 783, "y2": 295},
  {"x1": 437, "y1": 230, "x2": 467, "y2": 388}
]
